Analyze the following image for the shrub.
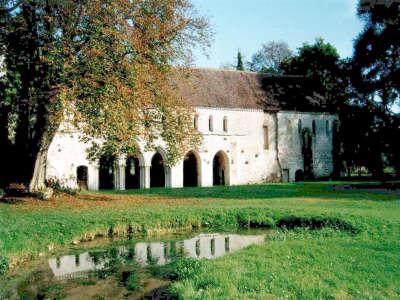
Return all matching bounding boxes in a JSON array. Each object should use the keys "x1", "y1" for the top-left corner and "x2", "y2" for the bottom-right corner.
[
  {"x1": 124, "y1": 273, "x2": 139, "y2": 291},
  {"x1": 33, "y1": 187, "x2": 54, "y2": 200},
  {"x1": 276, "y1": 215, "x2": 360, "y2": 234},
  {"x1": 46, "y1": 178, "x2": 78, "y2": 195},
  {"x1": 173, "y1": 258, "x2": 203, "y2": 280},
  {"x1": 237, "y1": 211, "x2": 274, "y2": 228},
  {"x1": 0, "y1": 255, "x2": 9, "y2": 275}
]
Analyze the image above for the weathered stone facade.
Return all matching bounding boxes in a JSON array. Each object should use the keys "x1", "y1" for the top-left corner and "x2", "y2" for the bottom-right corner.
[{"x1": 46, "y1": 69, "x2": 338, "y2": 190}]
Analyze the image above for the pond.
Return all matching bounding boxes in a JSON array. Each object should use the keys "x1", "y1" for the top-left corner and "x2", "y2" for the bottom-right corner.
[{"x1": 1, "y1": 229, "x2": 270, "y2": 299}]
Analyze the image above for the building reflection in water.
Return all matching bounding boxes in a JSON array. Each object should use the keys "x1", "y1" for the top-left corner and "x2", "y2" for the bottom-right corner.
[{"x1": 48, "y1": 232, "x2": 266, "y2": 279}]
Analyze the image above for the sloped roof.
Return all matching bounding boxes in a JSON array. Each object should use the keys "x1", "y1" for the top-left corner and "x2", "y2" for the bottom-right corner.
[{"x1": 173, "y1": 68, "x2": 329, "y2": 112}]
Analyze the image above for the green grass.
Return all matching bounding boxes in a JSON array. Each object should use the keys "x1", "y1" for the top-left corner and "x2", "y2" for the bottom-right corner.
[{"x1": 1, "y1": 182, "x2": 399, "y2": 299}]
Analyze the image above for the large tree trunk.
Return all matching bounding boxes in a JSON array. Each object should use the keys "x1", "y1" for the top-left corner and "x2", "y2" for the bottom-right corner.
[
  {"x1": 29, "y1": 130, "x2": 53, "y2": 192},
  {"x1": 0, "y1": 104, "x2": 10, "y2": 187}
]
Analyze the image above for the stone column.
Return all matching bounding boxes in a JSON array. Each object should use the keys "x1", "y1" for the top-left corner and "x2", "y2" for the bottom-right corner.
[
  {"x1": 115, "y1": 157, "x2": 126, "y2": 190},
  {"x1": 88, "y1": 164, "x2": 99, "y2": 191},
  {"x1": 141, "y1": 165, "x2": 150, "y2": 189}
]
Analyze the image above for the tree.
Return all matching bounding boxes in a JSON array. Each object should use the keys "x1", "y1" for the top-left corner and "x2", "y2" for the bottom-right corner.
[
  {"x1": 279, "y1": 38, "x2": 355, "y2": 177},
  {"x1": 248, "y1": 41, "x2": 292, "y2": 74},
  {"x1": 0, "y1": 0, "x2": 210, "y2": 191},
  {"x1": 236, "y1": 50, "x2": 244, "y2": 71},
  {"x1": 352, "y1": 2, "x2": 399, "y2": 109},
  {"x1": 348, "y1": 1, "x2": 400, "y2": 176},
  {"x1": 280, "y1": 38, "x2": 348, "y2": 109}
]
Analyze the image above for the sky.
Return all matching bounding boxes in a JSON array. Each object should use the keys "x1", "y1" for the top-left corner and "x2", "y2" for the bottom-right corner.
[{"x1": 191, "y1": 0, "x2": 363, "y2": 68}]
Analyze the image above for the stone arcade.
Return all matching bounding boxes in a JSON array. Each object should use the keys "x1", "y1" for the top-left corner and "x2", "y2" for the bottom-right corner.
[{"x1": 46, "y1": 69, "x2": 338, "y2": 190}]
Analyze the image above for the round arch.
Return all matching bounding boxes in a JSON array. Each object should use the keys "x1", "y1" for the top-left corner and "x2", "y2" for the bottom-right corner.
[
  {"x1": 99, "y1": 155, "x2": 116, "y2": 190},
  {"x1": 301, "y1": 128, "x2": 314, "y2": 180},
  {"x1": 183, "y1": 151, "x2": 201, "y2": 187},
  {"x1": 150, "y1": 149, "x2": 171, "y2": 188},
  {"x1": 125, "y1": 151, "x2": 145, "y2": 189},
  {"x1": 212, "y1": 150, "x2": 230, "y2": 186}
]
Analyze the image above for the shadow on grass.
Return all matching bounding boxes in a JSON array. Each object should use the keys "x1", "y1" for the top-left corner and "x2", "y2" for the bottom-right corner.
[{"x1": 94, "y1": 182, "x2": 398, "y2": 201}]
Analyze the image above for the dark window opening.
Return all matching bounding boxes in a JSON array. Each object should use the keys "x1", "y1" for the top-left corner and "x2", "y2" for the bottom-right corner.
[
  {"x1": 312, "y1": 120, "x2": 316, "y2": 135},
  {"x1": 223, "y1": 116, "x2": 228, "y2": 132},
  {"x1": 263, "y1": 126, "x2": 269, "y2": 150},
  {"x1": 150, "y1": 152, "x2": 165, "y2": 188},
  {"x1": 326, "y1": 120, "x2": 330, "y2": 136},
  {"x1": 183, "y1": 151, "x2": 199, "y2": 187},
  {"x1": 77, "y1": 165, "x2": 88, "y2": 190},
  {"x1": 213, "y1": 151, "x2": 228, "y2": 186},
  {"x1": 209, "y1": 115, "x2": 213, "y2": 132},
  {"x1": 99, "y1": 155, "x2": 115, "y2": 189},
  {"x1": 125, "y1": 156, "x2": 140, "y2": 189},
  {"x1": 302, "y1": 129, "x2": 314, "y2": 180}
]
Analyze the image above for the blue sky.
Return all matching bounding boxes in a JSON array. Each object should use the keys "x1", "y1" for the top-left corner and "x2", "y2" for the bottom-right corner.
[{"x1": 191, "y1": 0, "x2": 363, "y2": 68}]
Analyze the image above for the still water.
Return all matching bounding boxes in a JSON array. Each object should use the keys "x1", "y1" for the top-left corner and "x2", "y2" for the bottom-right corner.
[{"x1": 1, "y1": 229, "x2": 269, "y2": 299}]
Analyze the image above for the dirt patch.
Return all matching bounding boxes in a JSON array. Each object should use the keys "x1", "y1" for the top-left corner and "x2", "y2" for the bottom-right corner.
[{"x1": 2, "y1": 192, "x2": 209, "y2": 211}]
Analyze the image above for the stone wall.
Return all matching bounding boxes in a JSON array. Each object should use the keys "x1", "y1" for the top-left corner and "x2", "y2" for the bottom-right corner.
[
  {"x1": 277, "y1": 111, "x2": 338, "y2": 181},
  {"x1": 46, "y1": 107, "x2": 338, "y2": 190}
]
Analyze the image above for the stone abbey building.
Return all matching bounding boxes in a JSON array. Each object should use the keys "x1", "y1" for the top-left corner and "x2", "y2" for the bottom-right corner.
[{"x1": 46, "y1": 68, "x2": 338, "y2": 190}]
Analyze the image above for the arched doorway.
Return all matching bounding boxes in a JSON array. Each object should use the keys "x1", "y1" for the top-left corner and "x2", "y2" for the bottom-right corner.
[
  {"x1": 76, "y1": 166, "x2": 88, "y2": 190},
  {"x1": 213, "y1": 151, "x2": 229, "y2": 186},
  {"x1": 295, "y1": 169, "x2": 304, "y2": 182},
  {"x1": 301, "y1": 128, "x2": 314, "y2": 180},
  {"x1": 183, "y1": 151, "x2": 200, "y2": 187},
  {"x1": 99, "y1": 155, "x2": 115, "y2": 189},
  {"x1": 125, "y1": 156, "x2": 141, "y2": 189},
  {"x1": 150, "y1": 152, "x2": 165, "y2": 188}
]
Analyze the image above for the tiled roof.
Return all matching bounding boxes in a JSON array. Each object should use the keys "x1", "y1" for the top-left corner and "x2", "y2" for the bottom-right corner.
[{"x1": 173, "y1": 68, "x2": 329, "y2": 112}]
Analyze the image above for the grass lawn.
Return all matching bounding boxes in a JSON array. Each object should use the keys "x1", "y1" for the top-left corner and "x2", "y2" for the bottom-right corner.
[{"x1": 0, "y1": 182, "x2": 399, "y2": 299}]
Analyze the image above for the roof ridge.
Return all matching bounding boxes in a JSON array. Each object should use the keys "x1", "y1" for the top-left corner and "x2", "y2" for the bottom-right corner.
[{"x1": 191, "y1": 67, "x2": 258, "y2": 75}]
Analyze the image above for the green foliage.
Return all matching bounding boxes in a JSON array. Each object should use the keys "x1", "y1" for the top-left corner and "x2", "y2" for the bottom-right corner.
[
  {"x1": 275, "y1": 215, "x2": 360, "y2": 234},
  {"x1": 0, "y1": 0, "x2": 211, "y2": 189},
  {"x1": 124, "y1": 273, "x2": 140, "y2": 291},
  {"x1": 347, "y1": 1, "x2": 400, "y2": 174},
  {"x1": 46, "y1": 178, "x2": 78, "y2": 195},
  {"x1": 236, "y1": 211, "x2": 274, "y2": 228},
  {"x1": 173, "y1": 258, "x2": 204, "y2": 280},
  {"x1": 236, "y1": 51, "x2": 245, "y2": 71},
  {"x1": 0, "y1": 182, "x2": 399, "y2": 299},
  {"x1": 280, "y1": 38, "x2": 346, "y2": 109},
  {"x1": 0, "y1": 255, "x2": 9, "y2": 276},
  {"x1": 353, "y1": 1, "x2": 399, "y2": 108},
  {"x1": 248, "y1": 41, "x2": 293, "y2": 74}
]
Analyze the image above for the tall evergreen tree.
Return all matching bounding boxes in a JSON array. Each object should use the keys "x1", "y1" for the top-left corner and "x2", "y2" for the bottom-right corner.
[
  {"x1": 236, "y1": 50, "x2": 245, "y2": 71},
  {"x1": 347, "y1": 1, "x2": 400, "y2": 176},
  {"x1": 352, "y1": 2, "x2": 399, "y2": 109}
]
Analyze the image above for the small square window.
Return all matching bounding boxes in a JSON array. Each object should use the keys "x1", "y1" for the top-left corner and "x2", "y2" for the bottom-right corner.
[{"x1": 263, "y1": 126, "x2": 269, "y2": 150}]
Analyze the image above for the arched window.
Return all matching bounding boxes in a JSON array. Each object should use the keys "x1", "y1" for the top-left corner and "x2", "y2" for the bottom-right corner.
[
  {"x1": 223, "y1": 116, "x2": 228, "y2": 132},
  {"x1": 333, "y1": 120, "x2": 339, "y2": 132},
  {"x1": 263, "y1": 125, "x2": 269, "y2": 150},
  {"x1": 312, "y1": 120, "x2": 316, "y2": 135},
  {"x1": 287, "y1": 120, "x2": 292, "y2": 144},
  {"x1": 209, "y1": 115, "x2": 213, "y2": 132},
  {"x1": 326, "y1": 120, "x2": 330, "y2": 136}
]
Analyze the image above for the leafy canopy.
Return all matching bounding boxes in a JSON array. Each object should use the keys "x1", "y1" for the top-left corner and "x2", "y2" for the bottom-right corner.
[
  {"x1": 1, "y1": 0, "x2": 211, "y2": 168},
  {"x1": 248, "y1": 41, "x2": 292, "y2": 74},
  {"x1": 352, "y1": 2, "x2": 399, "y2": 109}
]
